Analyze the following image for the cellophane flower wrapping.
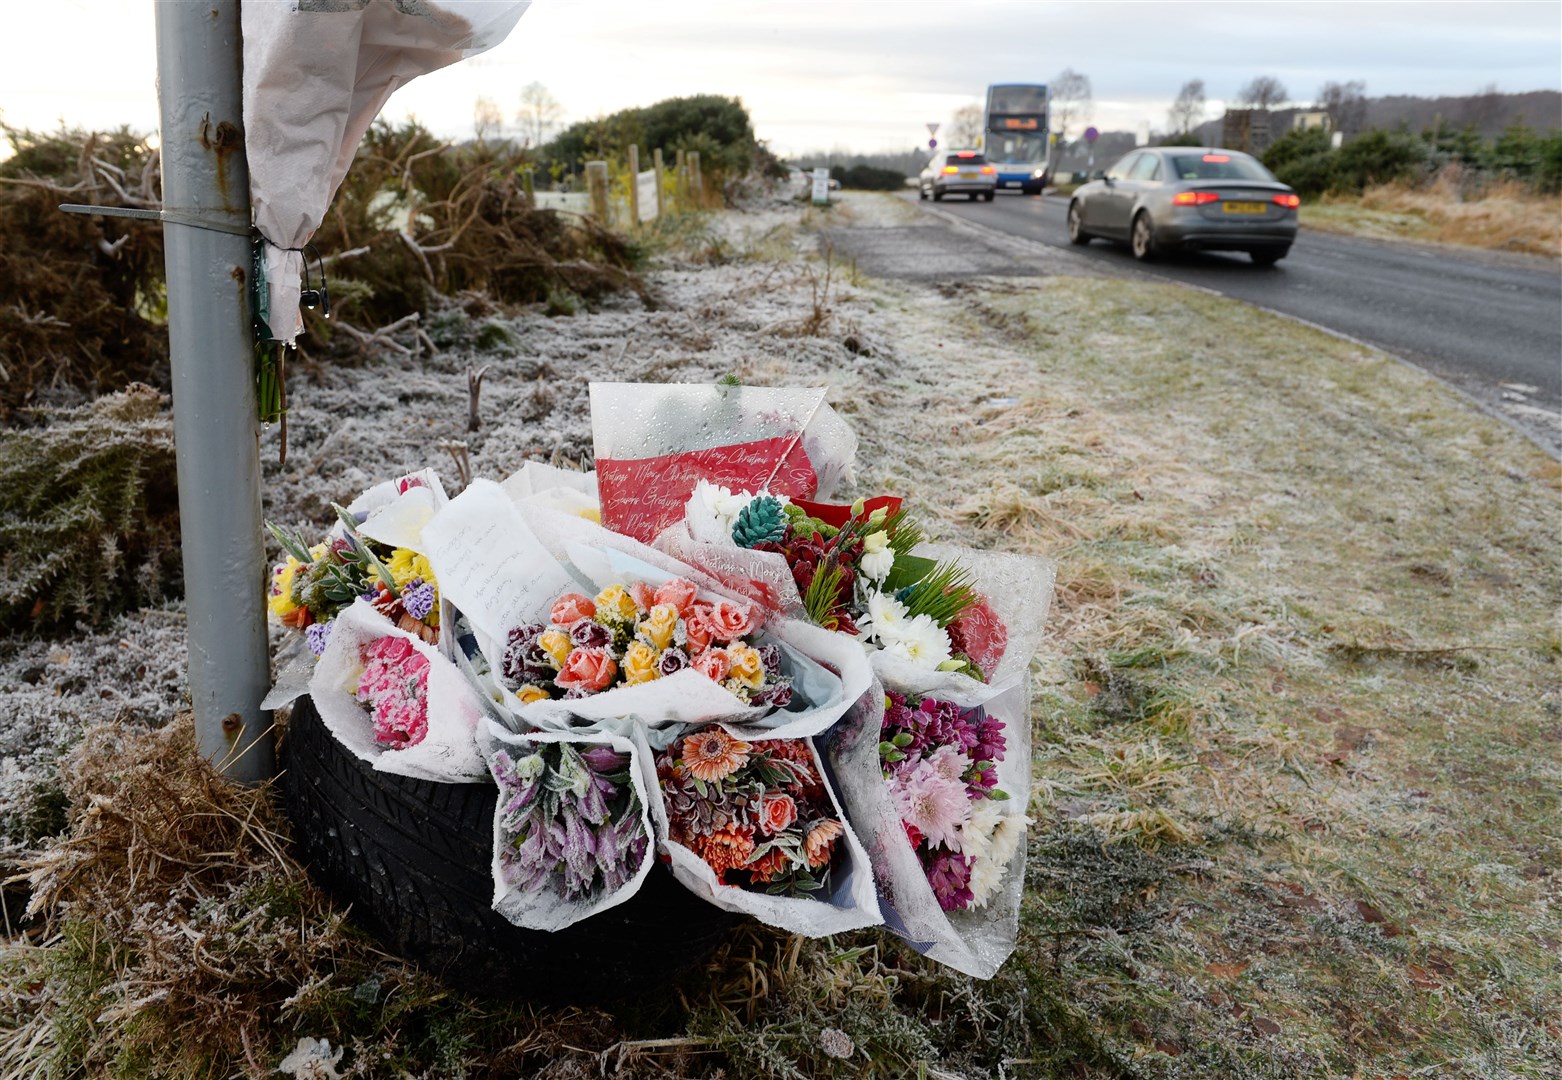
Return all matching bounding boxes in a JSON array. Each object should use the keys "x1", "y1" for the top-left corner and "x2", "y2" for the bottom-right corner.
[
  {"x1": 588, "y1": 382, "x2": 856, "y2": 544},
  {"x1": 478, "y1": 721, "x2": 656, "y2": 932},
  {"x1": 825, "y1": 546, "x2": 1054, "y2": 979},
  {"x1": 422, "y1": 479, "x2": 870, "y2": 742},
  {"x1": 310, "y1": 598, "x2": 488, "y2": 782},
  {"x1": 631, "y1": 723, "x2": 881, "y2": 937}
]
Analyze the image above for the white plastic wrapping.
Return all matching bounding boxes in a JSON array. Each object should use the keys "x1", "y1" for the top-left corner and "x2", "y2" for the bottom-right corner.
[
  {"x1": 478, "y1": 721, "x2": 656, "y2": 932},
  {"x1": 632, "y1": 724, "x2": 882, "y2": 937},
  {"x1": 310, "y1": 599, "x2": 487, "y2": 782},
  {"x1": 242, "y1": 0, "x2": 529, "y2": 343},
  {"x1": 588, "y1": 382, "x2": 857, "y2": 543}
]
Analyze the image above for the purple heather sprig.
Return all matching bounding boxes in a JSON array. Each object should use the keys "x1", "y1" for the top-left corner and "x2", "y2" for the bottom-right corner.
[{"x1": 305, "y1": 620, "x2": 333, "y2": 657}]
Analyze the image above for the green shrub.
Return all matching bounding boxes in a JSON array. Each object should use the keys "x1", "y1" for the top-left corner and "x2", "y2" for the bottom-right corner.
[
  {"x1": 1263, "y1": 127, "x2": 1337, "y2": 197},
  {"x1": 1332, "y1": 129, "x2": 1427, "y2": 193},
  {"x1": 0, "y1": 385, "x2": 181, "y2": 631},
  {"x1": 545, "y1": 95, "x2": 761, "y2": 187},
  {"x1": 829, "y1": 163, "x2": 909, "y2": 191}
]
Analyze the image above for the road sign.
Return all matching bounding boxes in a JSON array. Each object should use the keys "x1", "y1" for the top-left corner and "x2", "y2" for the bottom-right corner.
[
  {"x1": 1084, "y1": 126, "x2": 1099, "y2": 143},
  {"x1": 811, "y1": 167, "x2": 830, "y2": 206},
  {"x1": 928, "y1": 138, "x2": 937, "y2": 149},
  {"x1": 926, "y1": 122, "x2": 940, "y2": 136}
]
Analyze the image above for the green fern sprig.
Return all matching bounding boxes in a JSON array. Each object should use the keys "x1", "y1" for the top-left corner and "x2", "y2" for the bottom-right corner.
[{"x1": 897, "y1": 561, "x2": 979, "y2": 628}]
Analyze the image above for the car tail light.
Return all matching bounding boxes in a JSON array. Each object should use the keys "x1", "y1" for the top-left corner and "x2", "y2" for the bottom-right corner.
[
  {"x1": 1173, "y1": 191, "x2": 1221, "y2": 206},
  {"x1": 1202, "y1": 154, "x2": 1231, "y2": 163},
  {"x1": 980, "y1": 166, "x2": 995, "y2": 174},
  {"x1": 956, "y1": 151, "x2": 977, "y2": 158},
  {"x1": 1272, "y1": 193, "x2": 1301, "y2": 208},
  {"x1": 942, "y1": 166, "x2": 959, "y2": 174}
]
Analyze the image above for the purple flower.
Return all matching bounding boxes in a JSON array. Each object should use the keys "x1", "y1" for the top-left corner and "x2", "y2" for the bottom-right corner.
[
  {"x1": 501, "y1": 623, "x2": 547, "y2": 685},
  {"x1": 756, "y1": 642, "x2": 782, "y2": 678},
  {"x1": 305, "y1": 620, "x2": 333, "y2": 656},
  {"x1": 402, "y1": 580, "x2": 436, "y2": 621},
  {"x1": 751, "y1": 681, "x2": 794, "y2": 709},
  {"x1": 570, "y1": 619, "x2": 612, "y2": 648},
  {"x1": 581, "y1": 745, "x2": 629, "y2": 773},
  {"x1": 924, "y1": 849, "x2": 974, "y2": 912},
  {"x1": 658, "y1": 647, "x2": 690, "y2": 676}
]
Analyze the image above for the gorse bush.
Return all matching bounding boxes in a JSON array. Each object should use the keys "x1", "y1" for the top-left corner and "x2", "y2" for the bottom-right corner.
[
  {"x1": 543, "y1": 94, "x2": 767, "y2": 194},
  {"x1": 829, "y1": 164, "x2": 909, "y2": 191}
]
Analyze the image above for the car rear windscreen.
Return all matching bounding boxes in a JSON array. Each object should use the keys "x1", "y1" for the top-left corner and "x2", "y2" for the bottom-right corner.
[
  {"x1": 951, "y1": 152, "x2": 987, "y2": 164},
  {"x1": 1168, "y1": 153, "x2": 1276, "y2": 182}
]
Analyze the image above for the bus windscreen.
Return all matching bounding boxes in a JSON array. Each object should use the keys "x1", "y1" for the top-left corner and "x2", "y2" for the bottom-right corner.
[
  {"x1": 987, "y1": 85, "x2": 1048, "y2": 115},
  {"x1": 984, "y1": 132, "x2": 1048, "y2": 165}
]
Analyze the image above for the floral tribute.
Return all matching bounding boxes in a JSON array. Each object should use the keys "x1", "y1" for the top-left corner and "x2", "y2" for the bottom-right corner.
[
  {"x1": 266, "y1": 490, "x2": 440, "y2": 657},
  {"x1": 879, "y1": 691, "x2": 1029, "y2": 912},
  {"x1": 490, "y1": 741, "x2": 649, "y2": 901},
  {"x1": 355, "y1": 635, "x2": 432, "y2": 748},
  {"x1": 495, "y1": 578, "x2": 794, "y2": 708},
  {"x1": 686, "y1": 481, "x2": 995, "y2": 680},
  {"x1": 656, "y1": 727, "x2": 845, "y2": 897}
]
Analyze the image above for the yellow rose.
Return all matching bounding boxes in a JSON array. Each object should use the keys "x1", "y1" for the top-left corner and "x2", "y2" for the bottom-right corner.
[
  {"x1": 623, "y1": 641, "x2": 661, "y2": 684},
  {"x1": 726, "y1": 643, "x2": 765, "y2": 691},
  {"x1": 639, "y1": 603, "x2": 678, "y2": 651},
  {"x1": 268, "y1": 557, "x2": 303, "y2": 618},
  {"x1": 537, "y1": 629, "x2": 572, "y2": 670},
  {"x1": 594, "y1": 584, "x2": 640, "y2": 624},
  {"x1": 515, "y1": 684, "x2": 550, "y2": 705}
]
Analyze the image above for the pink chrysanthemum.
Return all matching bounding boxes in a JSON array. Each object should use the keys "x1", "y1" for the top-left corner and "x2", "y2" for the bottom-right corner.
[{"x1": 890, "y1": 759, "x2": 971, "y2": 852}]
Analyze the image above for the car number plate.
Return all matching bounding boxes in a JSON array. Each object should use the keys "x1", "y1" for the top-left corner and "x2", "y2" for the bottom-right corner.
[{"x1": 1223, "y1": 201, "x2": 1266, "y2": 214}]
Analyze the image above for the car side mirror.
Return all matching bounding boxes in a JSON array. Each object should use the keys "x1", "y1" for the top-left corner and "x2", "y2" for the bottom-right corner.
[
  {"x1": 1099, "y1": 174, "x2": 1112, "y2": 185},
  {"x1": 1094, "y1": 170, "x2": 1108, "y2": 182}
]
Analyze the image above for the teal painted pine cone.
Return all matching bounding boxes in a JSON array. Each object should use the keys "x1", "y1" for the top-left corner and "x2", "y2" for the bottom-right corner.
[{"x1": 732, "y1": 496, "x2": 788, "y2": 548}]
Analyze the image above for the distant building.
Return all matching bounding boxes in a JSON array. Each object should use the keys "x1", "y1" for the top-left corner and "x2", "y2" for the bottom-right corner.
[
  {"x1": 1291, "y1": 110, "x2": 1330, "y2": 131},
  {"x1": 1221, "y1": 109, "x2": 1272, "y2": 154}
]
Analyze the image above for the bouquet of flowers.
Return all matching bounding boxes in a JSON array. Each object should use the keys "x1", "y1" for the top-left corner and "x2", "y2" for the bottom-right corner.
[
  {"x1": 485, "y1": 729, "x2": 654, "y2": 930},
  {"x1": 656, "y1": 727, "x2": 842, "y2": 897},
  {"x1": 356, "y1": 634, "x2": 432, "y2": 748},
  {"x1": 880, "y1": 691, "x2": 1031, "y2": 913},
  {"x1": 495, "y1": 580, "x2": 793, "y2": 709},
  {"x1": 266, "y1": 472, "x2": 445, "y2": 658},
  {"x1": 665, "y1": 481, "x2": 1004, "y2": 681}
]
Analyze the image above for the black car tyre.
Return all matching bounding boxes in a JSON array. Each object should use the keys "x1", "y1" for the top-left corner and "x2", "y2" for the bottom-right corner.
[
  {"x1": 969, "y1": 192, "x2": 979, "y2": 201},
  {"x1": 1067, "y1": 202, "x2": 1091, "y2": 245},
  {"x1": 1131, "y1": 212, "x2": 1157, "y2": 261},
  {"x1": 278, "y1": 695, "x2": 742, "y2": 1003},
  {"x1": 983, "y1": 191, "x2": 995, "y2": 202},
  {"x1": 1250, "y1": 248, "x2": 1287, "y2": 266},
  {"x1": 919, "y1": 183, "x2": 928, "y2": 201},
  {"x1": 933, "y1": 187, "x2": 944, "y2": 202}
]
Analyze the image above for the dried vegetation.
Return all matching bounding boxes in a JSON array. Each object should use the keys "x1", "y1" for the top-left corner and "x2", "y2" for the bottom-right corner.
[{"x1": 1304, "y1": 172, "x2": 1562, "y2": 257}]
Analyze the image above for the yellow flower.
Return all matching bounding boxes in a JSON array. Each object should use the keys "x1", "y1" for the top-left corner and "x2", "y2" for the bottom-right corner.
[
  {"x1": 515, "y1": 684, "x2": 550, "y2": 705},
  {"x1": 268, "y1": 557, "x2": 303, "y2": 618},
  {"x1": 387, "y1": 548, "x2": 437, "y2": 591},
  {"x1": 577, "y1": 507, "x2": 603, "y2": 524},
  {"x1": 537, "y1": 629, "x2": 571, "y2": 670},
  {"x1": 726, "y1": 643, "x2": 765, "y2": 691},
  {"x1": 639, "y1": 603, "x2": 678, "y2": 651},
  {"x1": 624, "y1": 641, "x2": 661, "y2": 684},
  {"x1": 595, "y1": 584, "x2": 640, "y2": 623}
]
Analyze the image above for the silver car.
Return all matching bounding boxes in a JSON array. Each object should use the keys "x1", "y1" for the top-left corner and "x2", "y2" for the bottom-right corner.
[
  {"x1": 919, "y1": 150, "x2": 997, "y2": 202},
  {"x1": 1068, "y1": 147, "x2": 1299, "y2": 265}
]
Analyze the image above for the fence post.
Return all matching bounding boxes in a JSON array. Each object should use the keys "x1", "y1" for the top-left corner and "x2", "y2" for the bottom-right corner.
[
  {"x1": 627, "y1": 144, "x2": 640, "y2": 226},
  {"x1": 154, "y1": 0, "x2": 274, "y2": 781},
  {"x1": 688, "y1": 151, "x2": 703, "y2": 209},
  {"x1": 586, "y1": 160, "x2": 610, "y2": 223},
  {"x1": 675, "y1": 148, "x2": 687, "y2": 209},
  {"x1": 652, "y1": 147, "x2": 666, "y2": 217},
  {"x1": 520, "y1": 166, "x2": 535, "y2": 203}
]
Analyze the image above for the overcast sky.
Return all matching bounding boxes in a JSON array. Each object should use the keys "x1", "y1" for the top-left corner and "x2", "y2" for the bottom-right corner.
[{"x1": 1, "y1": 0, "x2": 1558, "y2": 158}]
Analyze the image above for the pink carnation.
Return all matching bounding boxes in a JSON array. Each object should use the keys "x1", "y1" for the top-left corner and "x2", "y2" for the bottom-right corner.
[{"x1": 356, "y1": 635, "x2": 432, "y2": 749}]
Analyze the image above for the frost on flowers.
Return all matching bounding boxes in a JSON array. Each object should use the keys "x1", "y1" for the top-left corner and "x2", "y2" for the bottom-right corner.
[
  {"x1": 657, "y1": 727, "x2": 844, "y2": 898},
  {"x1": 493, "y1": 577, "x2": 794, "y2": 709},
  {"x1": 490, "y1": 741, "x2": 649, "y2": 901},
  {"x1": 355, "y1": 635, "x2": 431, "y2": 748},
  {"x1": 682, "y1": 480, "x2": 998, "y2": 680},
  {"x1": 880, "y1": 691, "x2": 1029, "y2": 912}
]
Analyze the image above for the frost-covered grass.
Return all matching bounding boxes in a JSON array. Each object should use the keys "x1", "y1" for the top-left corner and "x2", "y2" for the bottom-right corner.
[{"x1": 3, "y1": 192, "x2": 1559, "y2": 1078}]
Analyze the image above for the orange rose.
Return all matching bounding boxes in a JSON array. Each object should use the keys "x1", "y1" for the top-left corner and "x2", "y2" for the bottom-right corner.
[
  {"x1": 629, "y1": 581, "x2": 658, "y2": 614},
  {"x1": 759, "y1": 792, "x2": 797, "y2": 836},
  {"x1": 693, "y1": 648, "x2": 730, "y2": 683},
  {"x1": 555, "y1": 647, "x2": 617, "y2": 692},
  {"x1": 653, "y1": 578, "x2": 699, "y2": 616},
  {"x1": 692, "y1": 598, "x2": 755, "y2": 644},
  {"x1": 550, "y1": 593, "x2": 596, "y2": 626}
]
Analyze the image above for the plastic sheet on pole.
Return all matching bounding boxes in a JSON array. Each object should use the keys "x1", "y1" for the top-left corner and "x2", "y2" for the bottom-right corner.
[{"x1": 242, "y1": 0, "x2": 529, "y2": 344}]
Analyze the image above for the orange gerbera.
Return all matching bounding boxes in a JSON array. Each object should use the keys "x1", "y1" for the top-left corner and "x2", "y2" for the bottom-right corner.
[
  {"x1": 745, "y1": 846, "x2": 791, "y2": 883},
  {"x1": 682, "y1": 728, "x2": 751, "y2": 783},
  {"x1": 804, "y1": 819, "x2": 844, "y2": 869},
  {"x1": 698, "y1": 823, "x2": 756, "y2": 884}
]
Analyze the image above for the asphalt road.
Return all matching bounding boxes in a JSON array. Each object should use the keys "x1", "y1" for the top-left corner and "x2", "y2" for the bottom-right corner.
[{"x1": 901, "y1": 191, "x2": 1562, "y2": 455}]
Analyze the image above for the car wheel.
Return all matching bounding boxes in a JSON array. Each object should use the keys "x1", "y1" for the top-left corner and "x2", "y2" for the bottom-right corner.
[
  {"x1": 933, "y1": 187, "x2": 944, "y2": 202},
  {"x1": 1131, "y1": 212, "x2": 1157, "y2": 261},
  {"x1": 983, "y1": 191, "x2": 995, "y2": 202},
  {"x1": 1067, "y1": 201, "x2": 1091, "y2": 245},
  {"x1": 919, "y1": 184, "x2": 928, "y2": 201},
  {"x1": 1250, "y1": 248, "x2": 1287, "y2": 266}
]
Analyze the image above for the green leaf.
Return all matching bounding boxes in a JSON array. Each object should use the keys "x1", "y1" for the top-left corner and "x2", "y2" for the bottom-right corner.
[
  {"x1": 882, "y1": 553, "x2": 937, "y2": 593},
  {"x1": 266, "y1": 521, "x2": 315, "y2": 565}
]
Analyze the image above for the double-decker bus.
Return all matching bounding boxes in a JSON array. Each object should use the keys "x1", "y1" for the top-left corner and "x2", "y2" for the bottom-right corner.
[{"x1": 983, "y1": 83, "x2": 1050, "y2": 195}]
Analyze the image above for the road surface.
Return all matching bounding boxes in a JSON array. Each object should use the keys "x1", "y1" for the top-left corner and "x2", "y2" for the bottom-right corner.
[{"x1": 833, "y1": 192, "x2": 1562, "y2": 456}]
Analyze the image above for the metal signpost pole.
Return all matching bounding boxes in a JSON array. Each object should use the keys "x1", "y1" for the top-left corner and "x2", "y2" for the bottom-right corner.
[{"x1": 155, "y1": 0, "x2": 274, "y2": 781}]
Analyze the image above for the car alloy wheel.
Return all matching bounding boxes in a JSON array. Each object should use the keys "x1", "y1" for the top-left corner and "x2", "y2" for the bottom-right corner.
[
  {"x1": 1068, "y1": 202, "x2": 1090, "y2": 245},
  {"x1": 1131, "y1": 213, "x2": 1156, "y2": 261}
]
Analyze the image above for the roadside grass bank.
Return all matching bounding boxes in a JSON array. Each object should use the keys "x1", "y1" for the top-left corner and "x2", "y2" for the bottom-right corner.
[
  {"x1": 1302, "y1": 177, "x2": 1562, "y2": 258},
  {"x1": 3, "y1": 191, "x2": 1558, "y2": 1078}
]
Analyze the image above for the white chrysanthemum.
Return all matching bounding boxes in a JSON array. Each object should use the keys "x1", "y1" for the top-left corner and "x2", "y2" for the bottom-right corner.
[
  {"x1": 861, "y1": 590, "x2": 908, "y2": 643},
  {"x1": 962, "y1": 804, "x2": 1033, "y2": 909},
  {"x1": 880, "y1": 612, "x2": 953, "y2": 668}
]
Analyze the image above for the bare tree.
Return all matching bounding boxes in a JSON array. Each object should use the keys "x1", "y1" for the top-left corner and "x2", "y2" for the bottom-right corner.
[
  {"x1": 946, "y1": 103, "x2": 985, "y2": 149},
  {"x1": 1237, "y1": 75, "x2": 1289, "y2": 110},
  {"x1": 516, "y1": 81, "x2": 565, "y2": 149},
  {"x1": 1049, "y1": 68, "x2": 1094, "y2": 170},
  {"x1": 1316, "y1": 80, "x2": 1368, "y2": 136},
  {"x1": 1461, "y1": 82, "x2": 1503, "y2": 134},
  {"x1": 472, "y1": 96, "x2": 505, "y2": 142},
  {"x1": 1167, "y1": 79, "x2": 1207, "y2": 135}
]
